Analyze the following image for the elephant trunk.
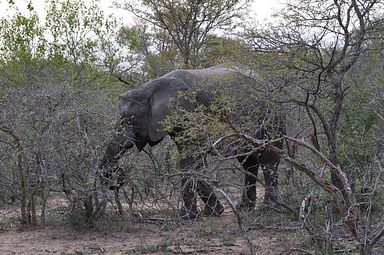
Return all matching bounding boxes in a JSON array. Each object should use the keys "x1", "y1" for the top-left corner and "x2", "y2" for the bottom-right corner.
[{"x1": 99, "y1": 128, "x2": 135, "y2": 189}]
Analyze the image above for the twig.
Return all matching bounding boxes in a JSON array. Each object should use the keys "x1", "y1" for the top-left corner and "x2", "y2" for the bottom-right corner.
[{"x1": 215, "y1": 188, "x2": 256, "y2": 255}]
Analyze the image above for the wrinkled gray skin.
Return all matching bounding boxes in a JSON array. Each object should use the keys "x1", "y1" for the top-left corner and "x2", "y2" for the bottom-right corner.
[{"x1": 99, "y1": 66, "x2": 286, "y2": 220}]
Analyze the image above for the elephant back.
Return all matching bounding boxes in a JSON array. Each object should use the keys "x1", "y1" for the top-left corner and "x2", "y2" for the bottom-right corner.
[{"x1": 163, "y1": 67, "x2": 252, "y2": 92}]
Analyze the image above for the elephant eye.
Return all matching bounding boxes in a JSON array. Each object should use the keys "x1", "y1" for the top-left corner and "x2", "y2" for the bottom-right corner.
[
  {"x1": 127, "y1": 115, "x2": 134, "y2": 123},
  {"x1": 120, "y1": 115, "x2": 134, "y2": 126}
]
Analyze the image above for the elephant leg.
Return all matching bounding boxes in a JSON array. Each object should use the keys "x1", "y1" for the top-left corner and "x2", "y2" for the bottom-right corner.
[
  {"x1": 179, "y1": 175, "x2": 199, "y2": 220},
  {"x1": 197, "y1": 180, "x2": 224, "y2": 217},
  {"x1": 238, "y1": 157, "x2": 259, "y2": 209},
  {"x1": 178, "y1": 157, "x2": 199, "y2": 220},
  {"x1": 262, "y1": 162, "x2": 279, "y2": 204}
]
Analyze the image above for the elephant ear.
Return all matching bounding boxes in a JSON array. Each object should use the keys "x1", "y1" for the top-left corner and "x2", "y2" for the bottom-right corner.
[{"x1": 148, "y1": 77, "x2": 193, "y2": 142}]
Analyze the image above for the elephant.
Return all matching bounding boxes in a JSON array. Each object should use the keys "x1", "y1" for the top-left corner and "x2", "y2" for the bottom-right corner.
[{"x1": 99, "y1": 65, "x2": 286, "y2": 220}]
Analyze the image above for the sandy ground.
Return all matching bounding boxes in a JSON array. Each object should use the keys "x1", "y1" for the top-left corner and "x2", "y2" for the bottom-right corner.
[
  {"x1": 0, "y1": 226, "x2": 293, "y2": 254},
  {"x1": 0, "y1": 203, "x2": 300, "y2": 255}
]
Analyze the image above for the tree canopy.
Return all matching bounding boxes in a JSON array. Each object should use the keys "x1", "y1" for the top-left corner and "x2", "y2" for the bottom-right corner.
[{"x1": 120, "y1": 0, "x2": 249, "y2": 68}]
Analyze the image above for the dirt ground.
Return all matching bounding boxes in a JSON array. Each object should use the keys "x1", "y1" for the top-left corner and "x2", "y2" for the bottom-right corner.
[{"x1": 0, "y1": 203, "x2": 302, "y2": 255}]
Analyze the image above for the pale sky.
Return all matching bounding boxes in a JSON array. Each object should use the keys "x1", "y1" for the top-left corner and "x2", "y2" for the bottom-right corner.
[
  {"x1": 0, "y1": 0, "x2": 284, "y2": 24},
  {"x1": 0, "y1": 0, "x2": 132, "y2": 22}
]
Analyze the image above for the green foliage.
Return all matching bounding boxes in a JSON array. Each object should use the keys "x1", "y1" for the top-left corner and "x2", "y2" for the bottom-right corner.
[
  {"x1": 192, "y1": 219, "x2": 220, "y2": 238},
  {"x1": 339, "y1": 90, "x2": 379, "y2": 169},
  {"x1": 0, "y1": 12, "x2": 45, "y2": 61},
  {"x1": 45, "y1": 0, "x2": 115, "y2": 65},
  {"x1": 118, "y1": 26, "x2": 145, "y2": 52},
  {"x1": 201, "y1": 36, "x2": 253, "y2": 67},
  {"x1": 162, "y1": 90, "x2": 234, "y2": 157},
  {"x1": 218, "y1": 235, "x2": 235, "y2": 246},
  {"x1": 67, "y1": 209, "x2": 96, "y2": 230},
  {"x1": 130, "y1": 239, "x2": 172, "y2": 254},
  {"x1": 0, "y1": 0, "x2": 129, "y2": 93},
  {"x1": 67, "y1": 205, "x2": 134, "y2": 232},
  {"x1": 92, "y1": 214, "x2": 133, "y2": 232},
  {"x1": 0, "y1": 9, "x2": 47, "y2": 90}
]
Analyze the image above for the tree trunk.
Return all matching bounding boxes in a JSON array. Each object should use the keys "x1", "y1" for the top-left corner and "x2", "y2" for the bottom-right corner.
[
  {"x1": 84, "y1": 193, "x2": 94, "y2": 221},
  {"x1": 40, "y1": 196, "x2": 48, "y2": 225},
  {"x1": 114, "y1": 189, "x2": 124, "y2": 215},
  {"x1": 0, "y1": 124, "x2": 30, "y2": 225}
]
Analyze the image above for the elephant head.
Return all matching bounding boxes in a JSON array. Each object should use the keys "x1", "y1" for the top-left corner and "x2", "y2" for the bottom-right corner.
[{"x1": 99, "y1": 77, "x2": 198, "y2": 188}]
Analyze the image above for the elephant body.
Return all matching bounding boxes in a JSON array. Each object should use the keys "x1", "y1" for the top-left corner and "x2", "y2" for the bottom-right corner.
[{"x1": 100, "y1": 65, "x2": 286, "y2": 219}]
